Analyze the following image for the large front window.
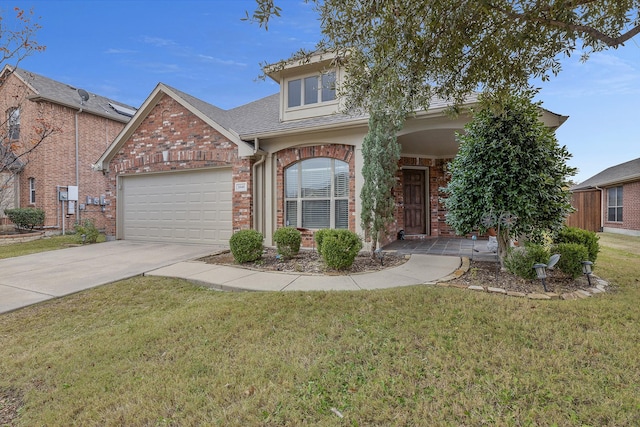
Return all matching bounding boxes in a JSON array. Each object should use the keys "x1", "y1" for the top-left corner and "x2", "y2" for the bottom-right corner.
[
  {"x1": 607, "y1": 186, "x2": 623, "y2": 222},
  {"x1": 285, "y1": 158, "x2": 349, "y2": 229}
]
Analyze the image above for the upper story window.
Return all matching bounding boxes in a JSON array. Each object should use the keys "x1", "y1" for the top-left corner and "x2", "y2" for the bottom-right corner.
[
  {"x1": 29, "y1": 177, "x2": 36, "y2": 204},
  {"x1": 607, "y1": 186, "x2": 623, "y2": 222},
  {"x1": 286, "y1": 71, "x2": 336, "y2": 109},
  {"x1": 7, "y1": 107, "x2": 20, "y2": 140},
  {"x1": 284, "y1": 157, "x2": 349, "y2": 229}
]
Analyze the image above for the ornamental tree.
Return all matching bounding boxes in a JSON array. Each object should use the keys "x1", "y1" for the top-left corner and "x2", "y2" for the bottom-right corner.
[{"x1": 442, "y1": 93, "x2": 576, "y2": 267}]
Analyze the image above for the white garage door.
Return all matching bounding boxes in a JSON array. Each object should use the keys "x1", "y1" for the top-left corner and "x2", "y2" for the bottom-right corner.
[{"x1": 120, "y1": 168, "x2": 232, "y2": 245}]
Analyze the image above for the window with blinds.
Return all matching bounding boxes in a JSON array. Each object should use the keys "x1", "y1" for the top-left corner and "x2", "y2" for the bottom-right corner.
[
  {"x1": 607, "y1": 186, "x2": 623, "y2": 222},
  {"x1": 284, "y1": 158, "x2": 349, "y2": 229}
]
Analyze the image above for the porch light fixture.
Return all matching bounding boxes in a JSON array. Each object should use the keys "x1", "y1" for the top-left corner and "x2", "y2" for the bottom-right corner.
[
  {"x1": 582, "y1": 261, "x2": 593, "y2": 286},
  {"x1": 533, "y1": 263, "x2": 548, "y2": 292}
]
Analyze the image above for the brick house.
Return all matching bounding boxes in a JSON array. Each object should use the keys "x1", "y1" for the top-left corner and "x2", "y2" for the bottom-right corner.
[
  {"x1": 95, "y1": 53, "x2": 567, "y2": 247},
  {"x1": 569, "y1": 157, "x2": 640, "y2": 236},
  {"x1": 0, "y1": 66, "x2": 135, "y2": 233}
]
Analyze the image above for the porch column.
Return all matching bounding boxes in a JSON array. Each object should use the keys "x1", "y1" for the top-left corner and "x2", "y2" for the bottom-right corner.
[{"x1": 264, "y1": 152, "x2": 274, "y2": 246}]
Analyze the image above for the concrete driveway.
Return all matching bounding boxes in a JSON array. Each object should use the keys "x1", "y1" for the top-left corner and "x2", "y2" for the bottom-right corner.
[{"x1": 0, "y1": 241, "x2": 224, "y2": 314}]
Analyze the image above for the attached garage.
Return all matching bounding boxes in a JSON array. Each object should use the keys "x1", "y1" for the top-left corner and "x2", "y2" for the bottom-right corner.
[{"x1": 118, "y1": 168, "x2": 232, "y2": 245}]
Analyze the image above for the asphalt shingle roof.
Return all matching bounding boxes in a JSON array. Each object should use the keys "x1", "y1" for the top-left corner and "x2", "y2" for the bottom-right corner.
[
  {"x1": 163, "y1": 83, "x2": 472, "y2": 141},
  {"x1": 572, "y1": 157, "x2": 640, "y2": 190},
  {"x1": 11, "y1": 68, "x2": 136, "y2": 123}
]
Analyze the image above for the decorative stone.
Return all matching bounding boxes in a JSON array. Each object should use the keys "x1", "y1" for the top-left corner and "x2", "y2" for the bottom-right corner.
[
  {"x1": 561, "y1": 293, "x2": 578, "y2": 300},
  {"x1": 527, "y1": 293, "x2": 551, "y2": 300},
  {"x1": 575, "y1": 289, "x2": 592, "y2": 298},
  {"x1": 544, "y1": 292, "x2": 560, "y2": 299},
  {"x1": 506, "y1": 291, "x2": 527, "y2": 298},
  {"x1": 468, "y1": 285, "x2": 485, "y2": 291},
  {"x1": 588, "y1": 287, "x2": 604, "y2": 294},
  {"x1": 487, "y1": 287, "x2": 506, "y2": 294}
]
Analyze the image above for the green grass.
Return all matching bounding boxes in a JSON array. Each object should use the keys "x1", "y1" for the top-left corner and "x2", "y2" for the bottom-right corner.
[
  {"x1": 0, "y1": 234, "x2": 105, "y2": 259},
  {"x1": 1, "y1": 233, "x2": 639, "y2": 426}
]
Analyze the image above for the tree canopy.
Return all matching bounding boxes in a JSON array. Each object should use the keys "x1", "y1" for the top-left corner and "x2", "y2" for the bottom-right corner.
[
  {"x1": 251, "y1": 1, "x2": 639, "y2": 114},
  {"x1": 442, "y1": 93, "x2": 577, "y2": 264}
]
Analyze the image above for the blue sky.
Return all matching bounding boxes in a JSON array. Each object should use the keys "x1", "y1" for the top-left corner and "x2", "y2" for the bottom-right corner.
[{"x1": 4, "y1": 0, "x2": 639, "y2": 184}]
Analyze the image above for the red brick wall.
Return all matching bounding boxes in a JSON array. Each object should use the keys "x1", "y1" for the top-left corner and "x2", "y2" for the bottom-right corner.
[
  {"x1": 603, "y1": 181, "x2": 640, "y2": 232},
  {"x1": 0, "y1": 72, "x2": 125, "y2": 232},
  {"x1": 104, "y1": 93, "x2": 251, "y2": 237},
  {"x1": 275, "y1": 144, "x2": 355, "y2": 248}
]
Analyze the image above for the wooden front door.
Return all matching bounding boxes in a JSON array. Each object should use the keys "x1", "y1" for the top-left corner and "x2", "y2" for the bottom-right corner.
[{"x1": 403, "y1": 169, "x2": 426, "y2": 235}]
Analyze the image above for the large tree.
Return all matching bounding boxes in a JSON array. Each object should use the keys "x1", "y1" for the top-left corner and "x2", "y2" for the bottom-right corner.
[
  {"x1": 442, "y1": 93, "x2": 576, "y2": 266},
  {"x1": 0, "y1": 8, "x2": 50, "y2": 215},
  {"x1": 251, "y1": 1, "x2": 639, "y2": 112},
  {"x1": 249, "y1": 1, "x2": 637, "y2": 244}
]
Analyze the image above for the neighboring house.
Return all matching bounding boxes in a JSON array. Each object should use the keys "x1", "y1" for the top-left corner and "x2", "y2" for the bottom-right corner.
[
  {"x1": 0, "y1": 66, "x2": 135, "y2": 232},
  {"x1": 569, "y1": 157, "x2": 640, "y2": 236},
  {"x1": 94, "y1": 52, "x2": 567, "y2": 247}
]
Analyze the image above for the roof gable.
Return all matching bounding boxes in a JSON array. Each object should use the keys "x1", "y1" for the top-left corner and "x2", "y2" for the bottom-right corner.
[{"x1": 95, "y1": 83, "x2": 256, "y2": 170}]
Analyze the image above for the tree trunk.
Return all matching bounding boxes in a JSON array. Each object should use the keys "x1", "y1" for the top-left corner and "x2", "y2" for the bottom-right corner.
[{"x1": 497, "y1": 229, "x2": 511, "y2": 270}]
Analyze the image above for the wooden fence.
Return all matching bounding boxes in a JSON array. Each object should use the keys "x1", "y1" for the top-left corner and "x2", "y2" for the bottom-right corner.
[{"x1": 565, "y1": 190, "x2": 601, "y2": 232}]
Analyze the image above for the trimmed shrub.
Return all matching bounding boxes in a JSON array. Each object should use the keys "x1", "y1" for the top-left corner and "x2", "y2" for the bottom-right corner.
[
  {"x1": 314, "y1": 229, "x2": 330, "y2": 255},
  {"x1": 3, "y1": 208, "x2": 45, "y2": 230},
  {"x1": 504, "y1": 242, "x2": 550, "y2": 280},
  {"x1": 273, "y1": 227, "x2": 301, "y2": 259},
  {"x1": 555, "y1": 226, "x2": 599, "y2": 262},
  {"x1": 74, "y1": 219, "x2": 101, "y2": 244},
  {"x1": 551, "y1": 242, "x2": 589, "y2": 279},
  {"x1": 320, "y1": 229, "x2": 363, "y2": 270},
  {"x1": 229, "y1": 229, "x2": 264, "y2": 263}
]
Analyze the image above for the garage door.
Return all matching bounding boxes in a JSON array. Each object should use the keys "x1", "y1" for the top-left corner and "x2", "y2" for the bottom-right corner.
[{"x1": 120, "y1": 168, "x2": 232, "y2": 245}]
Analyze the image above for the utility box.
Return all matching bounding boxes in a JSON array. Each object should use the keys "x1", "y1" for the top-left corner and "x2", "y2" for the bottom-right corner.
[
  {"x1": 68, "y1": 186, "x2": 79, "y2": 201},
  {"x1": 58, "y1": 191, "x2": 68, "y2": 201}
]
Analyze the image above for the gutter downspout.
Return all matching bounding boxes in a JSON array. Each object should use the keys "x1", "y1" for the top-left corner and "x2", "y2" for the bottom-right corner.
[
  {"x1": 75, "y1": 108, "x2": 83, "y2": 220},
  {"x1": 595, "y1": 186, "x2": 604, "y2": 232},
  {"x1": 252, "y1": 138, "x2": 266, "y2": 234}
]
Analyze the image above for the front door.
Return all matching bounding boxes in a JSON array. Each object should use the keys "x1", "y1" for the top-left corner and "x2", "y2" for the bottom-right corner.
[{"x1": 403, "y1": 169, "x2": 426, "y2": 235}]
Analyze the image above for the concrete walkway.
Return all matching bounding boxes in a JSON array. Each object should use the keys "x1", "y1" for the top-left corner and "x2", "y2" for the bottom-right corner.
[{"x1": 145, "y1": 254, "x2": 462, "y2": 292}]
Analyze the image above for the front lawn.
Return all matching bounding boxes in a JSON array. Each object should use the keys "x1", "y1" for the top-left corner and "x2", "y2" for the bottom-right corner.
[
  {"x1": 1, "y1": 233, "x2": 639, "y2": 426},
  {"x1": 0, "y1": 234, "x2": 105, "y2": 260}
]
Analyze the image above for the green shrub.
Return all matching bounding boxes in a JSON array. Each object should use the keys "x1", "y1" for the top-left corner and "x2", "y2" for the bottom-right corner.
[
  {"x1": 3, "y1": 208, "x2": 45, "y2": 230},
  {"x1": 555, "y1": 226, "x2": 599, "y2": 262},
  {"x1": 74, "y1": 219, "x2": 101, "y2": 244},
  {"x1": 320, "y1": 229, "x2": 363, "y2": 270},
  {"x1": 314, "y1": 229, "x2": 330, "y2": 255},
  {"x1": 229, "y1": 229, "x2": 264, "y2": 263},
  {"x1": 551, "y1": 242, "x2": 589, "y2": 279},
  {"x1": 504, "y1": 243, "x2": 550, "y2": 280},
  {"x1": 273, "y1": 227, "x2": 301, "y2": 259}
]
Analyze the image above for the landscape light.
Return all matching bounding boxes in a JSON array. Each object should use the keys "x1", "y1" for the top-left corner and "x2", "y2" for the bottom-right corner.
[
  {"x1": 582, "y1": 261, "x2": 593, "y2": 286},
  {"x1": 533, "y1": 263, "x2": 548, "y2": 292}
]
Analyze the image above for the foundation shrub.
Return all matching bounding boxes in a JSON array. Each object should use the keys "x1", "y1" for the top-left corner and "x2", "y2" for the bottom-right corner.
[
  {"x1": 555, "y1": 226, "x2": 599, "y2": 262},
  {"x1": 320, "y1": 229, "x2": 363, "y2": 270},
  {"x1": 74, "y1": 219, "x2": 100, "y2": 244},
  {"x1": 551, "y1": 242, "x2": 589, "y2": 279},
  {"x1": 273, "y1": 227, "x2": 302, "y2": 259},
  {"x1": 230, "y1": 229, "x2": 264, "y2": 263},
  {"x1": 4, "y1": 208, "x2": 45, "y2": 231},
  {"x1": 504, "y1": 242, "x2": 550, "y2": 280}
]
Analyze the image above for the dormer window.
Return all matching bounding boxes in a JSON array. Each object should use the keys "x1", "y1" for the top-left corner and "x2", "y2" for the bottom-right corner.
[{"x1": 286, "y1": 71, "x2": 336, "y2": 109}]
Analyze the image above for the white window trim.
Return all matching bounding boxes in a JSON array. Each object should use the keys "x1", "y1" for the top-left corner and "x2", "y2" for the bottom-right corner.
[
  {"x1": 607, "y1": 186, "x2": 623, "y2": 222},
  {"x1": 285, "y1": 71, "x2": 337, "y2": 111},
  {"x1": 29, "y1": 177, "x2": 35, "y2": 204},
  {"x1": 284, "y1": 158, "x2": 349, "y2": 230}
]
